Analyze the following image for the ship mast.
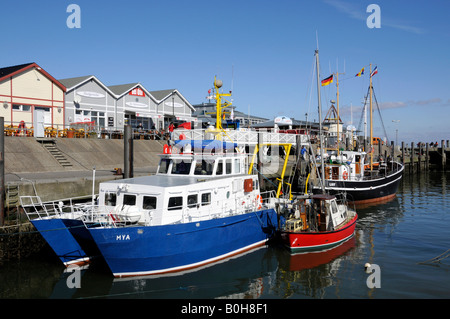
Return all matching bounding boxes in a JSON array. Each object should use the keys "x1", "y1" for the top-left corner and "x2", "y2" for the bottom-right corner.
[
  {"x1": 335, "y1": 71, "x2": 344, "y2": 156},
  {"x1": 369, "y1": 63, "x2": 373, "y2": 170},
  {"x1": 213, "y1": 76, "x2": 232, "y2": 132},
  {"x1": 315, "y1": 49, "x2": 325, "y2": 193}
]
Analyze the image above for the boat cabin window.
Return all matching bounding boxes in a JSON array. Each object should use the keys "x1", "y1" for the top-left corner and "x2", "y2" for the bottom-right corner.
[
  {"x1": 331, "y1": 200, "x2": 338, "y2": 215},
  {"x1": 158, "y1": 158, "x2": 170, "y2": 174},
  {"x1": 253, "y1": 179, "x2": 259, "y2": 191},
  {"x1": 168, "y1": 196, "x2": 183, "y2": 210},
  {"x1": 226, "y1": 159, "x2": 232, "y2": 174},
  {"x1": 201, "y1": 193, "x2": 211, "y2": 206},
  {"x1": 171, "y1": 159, "x2": 192, "y2": 175},
  {"x1": 123, "y1": 194, "x2": 136, "y2": 206},
  {"x1": 216, "y1": 160, "x2": 223, "y2": 175},
  {"x1": 143, "y1": 196, "x2": 157, "y2": 210},
  {"x1": 105, "y1": 193, "x2": 117, "y2": 206},
  {"x1": 187, "y1": 194, "x2": 198, "y2": 208},
  {"x1": 234, "y1": 159, "x2": 241, "y2": 174},
  {"x1": 332, "y1": 167, "x2": 339, "y2": 180},
  {"x1": 194, "y1": 160, "x2": 213, "y2": 175}
]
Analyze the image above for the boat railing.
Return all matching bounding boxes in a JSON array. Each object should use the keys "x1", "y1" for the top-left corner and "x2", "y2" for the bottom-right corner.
[
  {"x1": 172, "y1": 128, "x2": 302, "y2": 146},
  {"x1": 20, "y1": 195, "x2": 94, "y2": 221},
  {"x1": 334, "y1": 192, "x2": 357, "y2": 212},
  {"x1": 260, "y1": 190, "x2": 277, "y2": 207}
]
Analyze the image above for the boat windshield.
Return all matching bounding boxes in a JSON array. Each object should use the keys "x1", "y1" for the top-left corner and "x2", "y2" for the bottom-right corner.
[
  {"x1": 157, "y1": 158, "x2": 170, "y2": 174},
  {"x1": 194, "y1": 159, "x2": 214, "y2": 175},
  {"x1": 171, "y1": 159, "x2": 192, "y2": 175}
]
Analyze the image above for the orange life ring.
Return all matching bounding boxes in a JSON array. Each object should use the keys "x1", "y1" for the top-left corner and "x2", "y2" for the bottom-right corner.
[
  {"x1": 255, "y1": 194, "x2": 263, "y2": 210},
  {"x1": 343, "y1": 171, "x2": 348, "y2": 180},
  {"x1": 179, "y1": 133, "x2": 186, "y2": 140}
]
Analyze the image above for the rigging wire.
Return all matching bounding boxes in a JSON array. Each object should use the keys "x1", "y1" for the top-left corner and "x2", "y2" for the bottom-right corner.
[{"x1": 372, "y1": 87, "x2": 390, "y2": 144}]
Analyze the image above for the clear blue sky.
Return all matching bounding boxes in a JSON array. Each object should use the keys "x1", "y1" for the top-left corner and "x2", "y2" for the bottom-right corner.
[{"x1": 1, "y1": 0, "x2": 449, "y2": 144}]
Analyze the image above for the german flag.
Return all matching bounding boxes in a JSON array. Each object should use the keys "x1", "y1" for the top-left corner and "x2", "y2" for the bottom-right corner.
[{"x1": 321, "y1": 74, "x2": 333, "y2": 86}]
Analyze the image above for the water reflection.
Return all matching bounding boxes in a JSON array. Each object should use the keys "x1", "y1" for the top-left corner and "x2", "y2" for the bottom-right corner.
[
  {"x1": 274, "y1": 237, "x2": 356, "y2": 298},
  {"x1": 25, "y1": 239, "x2": 360, "y2": 299},
  {"x1": 49, "y1": 246, "x2": 279, "y2": 299}
]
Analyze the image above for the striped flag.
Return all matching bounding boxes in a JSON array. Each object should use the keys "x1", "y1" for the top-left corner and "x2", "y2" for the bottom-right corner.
[
  {"x1": 370, "y1": 66, "x2": 378, "y2": 77},
  {"x1": 321, "y1": 75, "x2": 333, "y2": 86}
]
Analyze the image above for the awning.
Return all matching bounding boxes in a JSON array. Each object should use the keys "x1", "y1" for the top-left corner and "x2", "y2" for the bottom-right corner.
[{"x1": 173, "y1": 139, "x2": 237, "y2": 151}]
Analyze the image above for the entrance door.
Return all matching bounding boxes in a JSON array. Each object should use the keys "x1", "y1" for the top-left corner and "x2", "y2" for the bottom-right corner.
[{"x1": 33, "y1": 108, "x2": 45, "y2": 138}]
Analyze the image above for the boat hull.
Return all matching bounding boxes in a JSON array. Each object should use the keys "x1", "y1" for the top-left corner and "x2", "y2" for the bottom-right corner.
[
  {"x1": 319, "y1": 164, "x2": 404, "y2": 204},
  {"x1": 31, "y1": 218, "x2": 91, "y2": 267},
  {"x1": 88, "y1": 208, "x2": 279, "y2": 277},
  {"x1": 281, "y1": 214, "x2": 357, "y2": 253}
]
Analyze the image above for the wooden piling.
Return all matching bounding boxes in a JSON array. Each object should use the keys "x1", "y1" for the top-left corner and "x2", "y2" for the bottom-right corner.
[
  {"x1": 124, "y1": 125, "x2": 133, "y2": 178},
  {"x1": 442, "y1": 140, "x2": 447, "y2": 170},
  {"x1": 417, "y1": 142, "x2": 422, "y2": 172},
  {"x1": 401, "y1": 141, "x2": 405, "y2": 167},
  {"x1": 0, "y1": 117, "x2": 4, "y2": 226}
]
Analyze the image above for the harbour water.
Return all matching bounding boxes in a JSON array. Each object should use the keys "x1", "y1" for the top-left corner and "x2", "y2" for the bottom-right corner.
[{"x1": 1, "y1": 170, "x2": 449, "y2": 299}]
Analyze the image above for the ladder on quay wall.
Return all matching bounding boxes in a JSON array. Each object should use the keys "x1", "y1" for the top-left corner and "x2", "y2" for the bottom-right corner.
[
  {"x1": 6, "y1": 184, "x2": 19, "y2": 211},
  {"x1": 39, "y1": 140, "x2": 73, "y2": 168}
]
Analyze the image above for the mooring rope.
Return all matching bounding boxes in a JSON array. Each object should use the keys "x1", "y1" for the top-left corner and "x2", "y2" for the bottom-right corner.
[{"x1": 418, "y1": 248, "x2": 450, "y2": 265}]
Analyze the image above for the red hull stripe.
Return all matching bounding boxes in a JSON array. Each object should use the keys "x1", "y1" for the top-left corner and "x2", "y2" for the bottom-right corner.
[
  {"x1": 284, "y1": 215, "x2": 357, "y2": 252},
  {"x1": 350, "y1": 193, "x2": 397, "y2": 205}
]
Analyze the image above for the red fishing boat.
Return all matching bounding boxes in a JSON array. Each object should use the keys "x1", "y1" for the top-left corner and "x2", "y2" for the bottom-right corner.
[{"x1": 280, "y1": 194, "x2": 357, "y2": 253}]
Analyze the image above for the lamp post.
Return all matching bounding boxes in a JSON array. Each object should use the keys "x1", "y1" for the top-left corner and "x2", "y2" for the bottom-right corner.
[
  {"x1": 392, "y1": 120, "x2": 400, "y2": 146},
  {"x1": 172, "y1": 91, "x2": 175, "y2": 119}
]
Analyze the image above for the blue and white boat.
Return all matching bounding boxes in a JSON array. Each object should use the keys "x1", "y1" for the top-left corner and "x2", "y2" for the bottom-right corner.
[{"x1": 86, "y1": 140, "x2": 282, "y2": 277}]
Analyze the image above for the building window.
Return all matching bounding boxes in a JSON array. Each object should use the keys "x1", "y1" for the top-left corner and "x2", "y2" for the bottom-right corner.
[
  {"x1": 75, "y1": 110, "x2": 105, "y2": 128},
  {"x1": 12, "y1": 104, "x2": 31, "y2": 112},
  {"x1": 91, "y1": 111, "x2": 106, "y2": 128}
]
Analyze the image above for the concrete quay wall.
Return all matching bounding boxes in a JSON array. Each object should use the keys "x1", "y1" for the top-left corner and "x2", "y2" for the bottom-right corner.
[
  {"x1": 5, "y1": 136, "x2": 165, "y2": 173},
  {"x1": 4, "y1": 137, "x2": 166, "y2": 202}
]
